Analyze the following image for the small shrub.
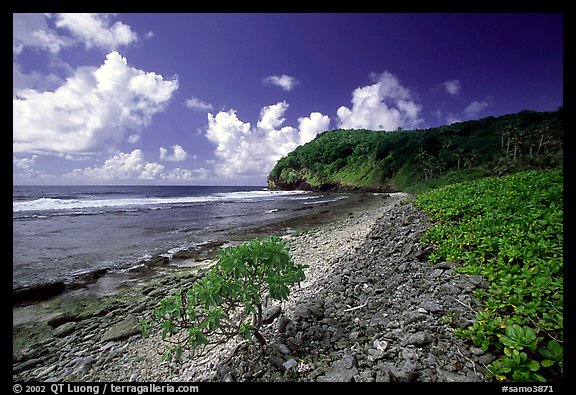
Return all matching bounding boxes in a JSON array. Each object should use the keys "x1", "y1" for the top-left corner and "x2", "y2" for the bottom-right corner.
[{"x1": 141, "y1": 237, "x2": 306, "y2": 361}]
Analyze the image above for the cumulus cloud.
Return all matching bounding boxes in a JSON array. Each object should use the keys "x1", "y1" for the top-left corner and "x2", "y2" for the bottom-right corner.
[
  {"x1": 13, "y1": 51, "x2": 179, "y2": 155},
  {"x1": 185, "y1": 97, "x2": 214, "y2": 111},
  {"x1": 441, "y1": 79, "x2": 462, "y2": 96},
  {"x1": 70, "y1": 150, "x2": 163, "y2": 180},
  {"x1": 463, "y1": 100, "x2": 491, "y2": 118},
  {"x1": 337, "y1": 72, "x2": 423, "y2": 131},
  {"x1": 159, "y1": 145, "x2": 189, "y2": 162},
  {"x1": 54, "y1": 13, "x2": 138, "y2": 50},
  {"x1": 298, "y1": 112, "x2": 330, "y2": 145},
  {"x1": 67, "y1": 149, "x2": 209, "y2": 183},
  {"x1": 205, "y1": 102, "x2": 329, "y2": 180},
  {"x1": 262, "y1": 74, "x2": 299, "y2": 91}
]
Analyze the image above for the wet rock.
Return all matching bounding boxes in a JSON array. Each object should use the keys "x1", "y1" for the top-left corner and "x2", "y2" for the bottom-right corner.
[
  {"x1": 141, "y1": 256, "x2": 169, "y2": 268},
  {"x1": 65, "y1": 268, "x2": 109, "y2": 291},
  {"x1": 171, "y1": 249, "x2": 200, "y2": 259},
  {"x1": 13, "y1": 281, "x2": 66, "y2": 305}
]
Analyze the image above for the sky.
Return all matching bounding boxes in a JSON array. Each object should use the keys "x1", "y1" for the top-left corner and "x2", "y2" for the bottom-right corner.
[{"x1": 13, "y1": 13, "x2": 563, "y2": 186}]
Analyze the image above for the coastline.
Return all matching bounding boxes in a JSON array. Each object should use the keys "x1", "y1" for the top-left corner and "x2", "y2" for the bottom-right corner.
[
  {"x1": 13, "y1": 192, "x2": 491, "y2": 382},
  {"x1": 12, "y1": 192, "x2": 388, "y2": 377}
]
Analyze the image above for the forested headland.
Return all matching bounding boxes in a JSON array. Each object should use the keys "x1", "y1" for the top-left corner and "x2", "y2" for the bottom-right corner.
[{"x1": 268, "y1": 108, "x2": 563, "y2": 193}]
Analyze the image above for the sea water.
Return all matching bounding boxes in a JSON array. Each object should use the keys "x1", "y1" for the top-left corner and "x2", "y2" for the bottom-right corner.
[{"x1": 13, "y1": 185, "x2": 345, "y2": 289}]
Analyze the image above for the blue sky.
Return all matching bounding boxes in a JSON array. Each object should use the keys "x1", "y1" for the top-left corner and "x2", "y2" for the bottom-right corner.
[{"x1": 13, "y1": 13, "x2": 563, "y2": 185}]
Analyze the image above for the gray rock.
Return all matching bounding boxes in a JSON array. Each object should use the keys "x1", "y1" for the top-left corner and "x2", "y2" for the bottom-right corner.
[
  {"x1": 421, "y1": 300, "x2": 443, "y2": 313},
  {"x1": 369, "y1": 310, "x2": 388, "y2": 326},
  {"x1": 129, "y1": 303, "x2": 148, "y2": 314},
  {"x1": 53, "y1": 322, "x2": 77, "y2": 338},
  {"x1": 283, "y1": 359, "x2": 298, "y2": 371},
  {"x1": 13, "y1": 358, "x2": 43, "y2": 374},
  {"x1": 101, "y1": 317, "x2": 141, "y2": 342},
  {"x1": 47, "y1": 312, "x2": 79, "y2": 328},
  {"x1": 277, "y1": 316, "x2": 291, "y2": 333},
  {"x1": 478, "y1": 353, "x2": 495, "y2": 365},
  {"x1": 262, "y1": 306, "x2": 281, "y2": 325},
  {"x1": 403, "y1": 332, "x2": 433, "y2": 347},
  {"x1": 73, "y1": 357, "x2": 95, "y2": 376},
  {"x1": 317, "y1": 354, "x2": 358, "y2": 382},
  {"x1": 470, "y1": 347, "x2": 484, "y2": 356},
  {"x1": 308, "y1": 303, "x2": 324, "y2": 319},
  {"x1": 437, "y1": 369, "x2": 478, "y2": 382},
  {"x1": 273, "y1": 343, "x2": 291, "y2": 355},
  {"x1": 37, "y1": 364, "x2": 58, "y2": 377}
]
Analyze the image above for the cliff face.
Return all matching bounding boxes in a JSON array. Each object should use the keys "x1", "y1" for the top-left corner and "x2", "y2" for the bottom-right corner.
[{"x1": 267, "y1": 175, "x2": 397, "y2": 193}]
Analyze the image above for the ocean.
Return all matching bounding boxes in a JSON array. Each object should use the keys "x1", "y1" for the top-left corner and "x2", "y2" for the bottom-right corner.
[{"x1": 13, "y1": 185, "x2": 348, "y2": 290}]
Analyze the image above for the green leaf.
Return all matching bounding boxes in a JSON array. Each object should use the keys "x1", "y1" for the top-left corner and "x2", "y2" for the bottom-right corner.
[
  {"x1": 527, "y1": 359, "x2": 540, "y2": 371},
  {"x1": 530, "y1": 372, "x2": 547, "y2": 382},
  {"x1": 540, "y1": 359, "x2": 555, "y2": 368},
  {"x1": 500, "y1": 335, "x2": 517, "y2": 348}
]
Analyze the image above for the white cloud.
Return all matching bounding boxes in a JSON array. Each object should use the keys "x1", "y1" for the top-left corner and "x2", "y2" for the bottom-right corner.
[
  {"x1": 298, "y1": 112, "x2": 330, "y2": 145},
  {"x1": 159, "y1": 145, "x2": 189, "y2": 161},
  {"x1": 13, "y1": 155, "x2": 41, "y2": 181},
  {"x1": 464, "y1": 100, "x2": 491, "y2": 118},
  {"x1": 445, "y1": 113, "x2": 462, "y2": 125},
  {"x1": 54, "y1": 13, "x2": 138, "y2": 50},
  {"x1": 337, "y1": 72, "x2": 423, "y2": 131},
  {"x1": 13, "y1": 13, "x2": 137, "y2": 55},
  {"x1": 13, "y1": 155, "x2": 38, "y2": 170},
  {"x1": 205, "y1": 102, "x2": 329, "y2": 180},
  {"x1": 13, "y1": 13, "x2": 70, "y2": 54},
  {"x1": 263, "y1": 74, "x2": 299, "y2": 91},
  {"x1": 127, "y1": 134, "x2": 141, "y2": 144},
  {"x1": 67, "y1": 150, "x2": 209, "y2": 183},
  {"x1": 441, "y1": 79, "x2": 462, "y2": 96},
  {"x1": 185, "y1": 97, "x2": 214, "y2": 112},
  {"x1": 13, "y1": 51, "x2": 179, "y2": 155},
  {"x1": 70, "y1": 150, "x2": 163, "y2": 181},
  {"x1": 163, "y1": 168, "x2": 210, "y2": 181}
]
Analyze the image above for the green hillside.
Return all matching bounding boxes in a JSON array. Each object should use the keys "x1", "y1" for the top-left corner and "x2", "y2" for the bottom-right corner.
[{"x1": 267, "y1": 108, "x2": 563, "y2": 193}]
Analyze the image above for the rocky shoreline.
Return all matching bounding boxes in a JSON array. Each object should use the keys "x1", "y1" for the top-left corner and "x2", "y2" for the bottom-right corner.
[{"x1": 13, "y1": 192, "x2": 493, "y2": 382}]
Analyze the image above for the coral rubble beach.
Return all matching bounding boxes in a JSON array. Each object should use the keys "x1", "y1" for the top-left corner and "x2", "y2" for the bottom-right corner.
[{"x1": 13, "y1": 192, "x2": 491, "y2": 382}]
